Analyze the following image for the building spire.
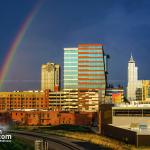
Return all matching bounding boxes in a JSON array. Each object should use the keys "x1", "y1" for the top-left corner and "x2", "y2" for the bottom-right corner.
[{"x1": 130, "y1": 52, "x2": 134, "y2": 62}]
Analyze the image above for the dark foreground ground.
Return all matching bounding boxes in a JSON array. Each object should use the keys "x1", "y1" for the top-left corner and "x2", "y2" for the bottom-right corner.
[
  {"x1": 13, "y1": 132, "x2": 111, "y2": 150},
  {"x1": 7, "y1": 125, "x2": 150, "y2": 150}
]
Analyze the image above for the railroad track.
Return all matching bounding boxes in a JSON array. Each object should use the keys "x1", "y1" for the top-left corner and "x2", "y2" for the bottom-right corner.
[{"x1": 9, "y1": 130, "x2": 81, "y2": 150}]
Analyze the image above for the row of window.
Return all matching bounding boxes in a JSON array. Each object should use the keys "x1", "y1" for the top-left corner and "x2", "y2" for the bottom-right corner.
[
  {"x1": 64, "y1": 54, "x2": 78, "y2": 57},
  {"x1": 79, "y1": 58, "x2": 104, "y2": 61},
  {"x1": 78, "y1": 67, "x2": 104, "y2": 70},
  {"x1": 64, "y1": 77, "x2": 105, "y2": 80},
  {"x1": 65, "y1": 65, "x2": 104, "y2": 70},
  {"x1": 64, "y1": 71, "x2": 78, "y2": 73},
  {"x1": 0, "y1": 105, "x2": 47, "y2": 108},
  {"x1": 64, "y1": 62, "x2": 105, "y2": 66},
  {"x1": 64, "y1": 50, "x2": 77, "y2": 53},
  {"x1": 64, "y1": 66, "x2": 77, "y2": 68},
  {"x1": 78, "y1": 80, "x2": 105, "y2": 83},
  {"x1": 78, "y1": 62, "x2": 104, "y2": 65},
  {"x1": 0, "y1": 98, "x2": 44, "y2": 100},
  {"x1": 64, "y1": 76, "x2": 78, "y2": 79},
  {"x1": 15, "y1": 113, "x2": 50, "y2": 118},
  {"x1": 64, "y1": 80, "x2": 105, "y2": 85},
  {"x1": 64, "y1": 75, "x2": 104, "y2": 78},
  {"x1": 78, "y1": 47, "x2": 102, "y2": 49},
  {"x1": 64, "y1": 82, "x2": 78, "y2": 85},
  {"x1": 64, "y1": 71, "x2": 105, "y2": 74},
  {"x1": 78, "y1": 54, "x2": 103, "y2": 57},
  {"x1": 64, "y1": 53, "x2": 103, "y2": 57},
  {"x1": 64, "y1": 63, "x2": 78, "y2": 66},
  {"x1": 65, "y1": 66, "x2": 105, "y2": 69},
  {"x1": 0, "y1": 94, "x2": 43, "y2": 97},
  {"x1": 79, "y1": 84, "x2": 105, "y2": 88},
  {"x1": 113, "y1": 109, "x2": 150, "y2": 117},
  {"x1": 79, "y1": 76, "x2": 105, "y2": 79},
  {"x1": 64, "y1": 59, "x2": 78, "y2": 62},
  {"x1": 79, "y1": 72, "x2": 105, "y2": 74},
  {"x1": 64, "y1": 85, "x2": 78, "y2": 89}
]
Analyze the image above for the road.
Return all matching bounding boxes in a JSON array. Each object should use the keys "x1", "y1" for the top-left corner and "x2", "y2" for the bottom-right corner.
[{"x1": 9, "y1": 130, "x2": 107, "y2": 150}]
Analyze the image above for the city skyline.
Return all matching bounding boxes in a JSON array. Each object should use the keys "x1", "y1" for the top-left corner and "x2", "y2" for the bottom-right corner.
[
  {"x1": 1, "y1": 1, "x2": 150, "y2": 149},
  {"x1": 1, "y1": 0, "x2": 150, "y2": 91}
]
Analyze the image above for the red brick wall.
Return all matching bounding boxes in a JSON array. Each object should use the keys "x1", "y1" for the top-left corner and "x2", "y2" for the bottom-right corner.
[{"x1": 11, "y1": 111, "x2": 96, "y2": 126}]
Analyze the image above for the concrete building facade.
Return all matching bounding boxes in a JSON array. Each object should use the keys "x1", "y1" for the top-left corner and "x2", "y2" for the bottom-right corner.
[
  {"x1": 112, "y1": 105, "x2": 150, "y2": 127},
  {"x1": 46, "y1": 89, "x2": 78, "y2": 111},
  {"x1": 47, "y1": 89, "x2": 100, "y2": 112},
  {"x1": 41, "y1": 62, "x2": 60, "y2": 91}
]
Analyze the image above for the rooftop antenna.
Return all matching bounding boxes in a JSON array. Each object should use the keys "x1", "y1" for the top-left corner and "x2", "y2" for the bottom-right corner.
[{"x1": 130, "y1": 51, "x2": 134, "y2": 61}]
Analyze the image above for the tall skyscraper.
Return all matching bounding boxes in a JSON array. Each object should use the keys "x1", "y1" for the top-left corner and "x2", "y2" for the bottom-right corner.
[
  {"x1": 78, "y1": 44, "x2": 106, "y2": 111},
  {"x1": 64, "y1": 48, "x2": 78, "y2": 89},
  {"x1": 78, "y1": 44, "x2": 106, "y2": 92},
  {"x1": 41, "y1": 62, "x2": 60, "y2": 91},
  {"x1": 64, "y1": 44, "x2": 107, "y2": 111},
  {"x1": 127, "y1": 54, "x2": 141, "y2": 100},
  {"x1": 64, "y1": 44, "x2": 106, "y2": 91}
]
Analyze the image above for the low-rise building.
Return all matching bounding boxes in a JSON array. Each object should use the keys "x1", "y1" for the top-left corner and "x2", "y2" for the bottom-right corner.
[
  {"x1": 0, "y1": 89, "x2": 106, "y2": 112},
  {"x1": 47, "y1": 89, "x2": 99, "y2": 112},
  {"x1": 78, "y1": 90, "x2": 100, "y2": 112},
  {"x1": 106, "y1": 88, "x2": 124, "y2": 104},
  {"x1": 112, "y1": 104, "x2": 150, "y2": 127},
  {"x1": 10, "y1": 110, "x2": 96, "y2": 126},
  {"x1": 0, "y1": 91, "x2": 49, "y2": 112},
  {"x1": 46, "y1": 89, "x2": 78, "y2": 111},
  {"x1": 102, "y1": 103, "x2": 150, "y2": 146}
]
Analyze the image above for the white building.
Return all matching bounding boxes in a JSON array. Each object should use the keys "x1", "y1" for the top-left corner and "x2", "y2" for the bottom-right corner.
[{"x1": 127, "y1": 54, "x2": 142, "y2": 101}]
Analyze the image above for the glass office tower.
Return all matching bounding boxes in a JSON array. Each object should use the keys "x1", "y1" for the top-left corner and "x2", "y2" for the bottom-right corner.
[
  {"x1": 64, "y1": 44, "x2": 107, "y2": 111},
  {"x1": 64, "y1": 48, "x2": 78, "y2": 89},
  {"x1": 78, "y1": 44, "x2": 106, "y2": 92},
  {"x1": 78, "y1": 44, "x2": 106, "y2": 111}
]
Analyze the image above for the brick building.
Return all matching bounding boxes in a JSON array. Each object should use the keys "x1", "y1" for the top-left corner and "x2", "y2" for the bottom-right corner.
[
  {"x1": 10, "y1": 110, "x2": 96, "y2": 126},
  {"x1": 0, "y1": 91, "x2": 49, "y2": 112}
]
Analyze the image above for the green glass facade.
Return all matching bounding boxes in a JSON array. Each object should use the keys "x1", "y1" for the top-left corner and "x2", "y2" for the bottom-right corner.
[{"x1": 64, "y1": 48, "x2": 78, "y2": 89}]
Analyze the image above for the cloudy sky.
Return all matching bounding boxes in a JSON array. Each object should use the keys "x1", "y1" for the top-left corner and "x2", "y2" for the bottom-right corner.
[{"x1": 0, "y1": 0, "x2": 150, "y2": 91}]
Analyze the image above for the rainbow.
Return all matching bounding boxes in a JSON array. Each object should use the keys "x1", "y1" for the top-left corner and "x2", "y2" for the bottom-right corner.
[{"x1": 0, "y1": 1, "x2": 43, "y2": 90}]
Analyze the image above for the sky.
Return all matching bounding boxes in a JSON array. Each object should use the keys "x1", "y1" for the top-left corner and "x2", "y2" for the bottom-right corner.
[{"x1": 0, "y1": 0, "x2": 150, "y2": 91}]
